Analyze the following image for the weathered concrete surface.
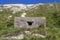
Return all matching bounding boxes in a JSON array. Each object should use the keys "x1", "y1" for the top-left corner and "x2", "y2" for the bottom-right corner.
[{"x1": 14, "y1": 17, "x2": 46, "y2": 28}]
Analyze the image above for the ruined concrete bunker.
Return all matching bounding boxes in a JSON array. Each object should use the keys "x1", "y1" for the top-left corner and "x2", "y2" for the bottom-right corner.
[{"x1": 14, "y1": 17, "x2": 46, "y2": 28}]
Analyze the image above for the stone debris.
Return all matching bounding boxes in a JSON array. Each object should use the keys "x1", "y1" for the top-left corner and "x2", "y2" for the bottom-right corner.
[
  {"x1": 3, "y1": 33, "x2": 46, "y2": 39},
  {"x1": 33, "y1": 34, "x2": 46, "y2": 38},
  {"x1": 5, "y1": 34, "x2": 24, "y2": 39},
  {"x1": 39, "y1": 3, "x2": 44, "y2": 5},
  {"x1": 8, "y1": 15, "x2": 12, "y2": 20},
  {"x1": 21, "y1": 12, "x2": 26, "y2": 17},
  {"x1": 49, "y1": 4, "x2": 53, "y2": 6},
  {"x1": 12, "y1": 11, "x2": 16, "y2": 14},
  {"x1": 24, "y1": 31, "x2": 31, "y2": 34},
  {"x1": 39, "y1": 34, "x2": 46, "y2": 38},
  {"x1": 3, "y1": 5, "x2": 11, "y2": 9},
  {"x1": 0, "y1": 10, "x2": 3, "y2": 12},
  {"x1": 10, "y1": 7, "x2": 21, "y2": 14}
]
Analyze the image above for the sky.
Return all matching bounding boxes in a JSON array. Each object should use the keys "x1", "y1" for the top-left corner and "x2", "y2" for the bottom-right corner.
[{"x1": 0, "y1": 0, "x2": 60, "y2": 4}]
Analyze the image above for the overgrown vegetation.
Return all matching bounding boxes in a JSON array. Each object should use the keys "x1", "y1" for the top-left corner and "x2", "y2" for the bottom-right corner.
[{"x1": 0, "y1": 3, "x2": 60, "y2": 40}]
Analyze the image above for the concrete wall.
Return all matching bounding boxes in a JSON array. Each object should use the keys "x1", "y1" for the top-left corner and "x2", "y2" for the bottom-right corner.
[{"x1": 14, "y1": 17, "x2": 46, "y2": 28}]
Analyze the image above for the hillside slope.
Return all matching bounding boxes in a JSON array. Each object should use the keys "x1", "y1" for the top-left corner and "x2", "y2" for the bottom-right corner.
[{"x1": 0, "y1": 3, "x2": 60, "y2": 40}]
